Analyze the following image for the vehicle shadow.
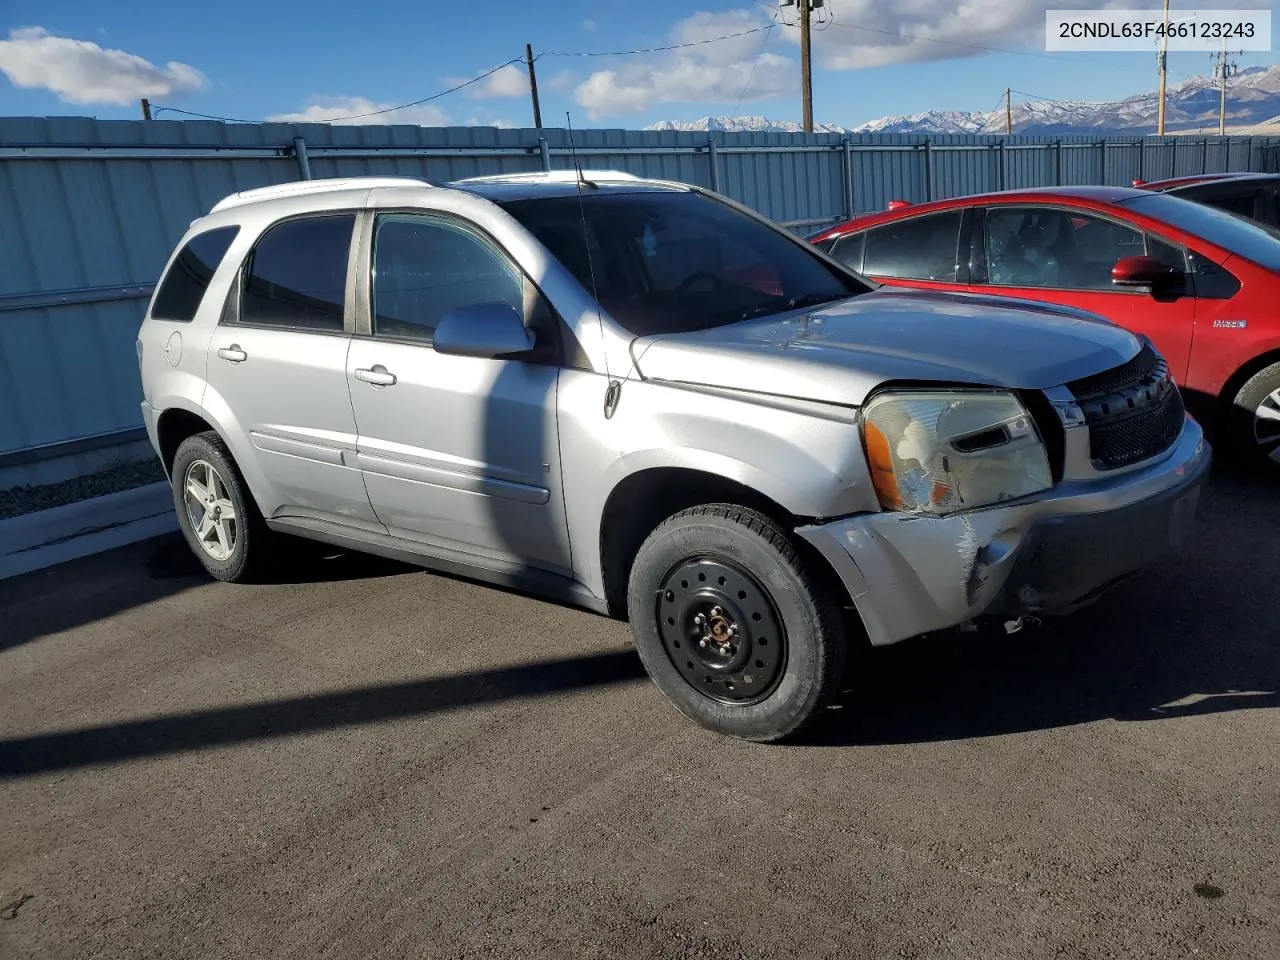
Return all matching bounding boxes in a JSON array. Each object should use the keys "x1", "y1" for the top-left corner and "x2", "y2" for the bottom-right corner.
[
  {"x1": 0, "y1": 534, "x2": 418, "y2": 655},
  {"x1": 807, "y1": 462, "x2": 1279, "y2": 747}
]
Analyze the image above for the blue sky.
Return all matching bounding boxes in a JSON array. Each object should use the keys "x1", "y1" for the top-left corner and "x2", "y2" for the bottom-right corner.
[{"x1": 0, "y1": 0, "x2": 1276, "y2": 129}]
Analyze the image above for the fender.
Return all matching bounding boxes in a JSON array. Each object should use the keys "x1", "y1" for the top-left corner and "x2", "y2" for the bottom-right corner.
[{"x1": 160, "y1": 387, "x2": 282, "y2": 520}]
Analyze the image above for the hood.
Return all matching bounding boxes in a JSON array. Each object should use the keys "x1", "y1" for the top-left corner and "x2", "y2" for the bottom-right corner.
[{"x1": 630, "y1": 286, "x2": 1143, "y2": 406}]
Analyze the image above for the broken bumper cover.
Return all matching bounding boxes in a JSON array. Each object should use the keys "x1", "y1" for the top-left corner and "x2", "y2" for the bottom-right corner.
[{"x1": 796, "y1": 418, "x2": 1211, "y2": 647}]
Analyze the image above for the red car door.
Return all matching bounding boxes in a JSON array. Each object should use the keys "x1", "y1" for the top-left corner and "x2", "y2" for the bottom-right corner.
[{"x1": 971, "y1": 204, "x2": 1197, "y2": 382}]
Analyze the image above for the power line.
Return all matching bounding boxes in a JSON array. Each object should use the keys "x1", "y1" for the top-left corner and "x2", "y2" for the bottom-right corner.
[
  {"x1": 732, "y1": 15, "x2": 782, "y2": 118},
  {"x1": 153, "y1": 57, "x2": 524, "y2": 124},
  {"x1": 538, "y1": 26, "x2": 773, "y2": 59}
]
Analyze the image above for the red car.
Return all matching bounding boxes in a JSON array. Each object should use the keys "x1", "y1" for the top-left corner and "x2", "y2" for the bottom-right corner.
[{"x1": 809, "y1": 186, "x2": 1280, "y2": 468}]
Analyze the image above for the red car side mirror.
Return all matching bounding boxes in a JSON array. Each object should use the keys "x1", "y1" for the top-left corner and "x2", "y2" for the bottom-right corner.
[{"x1": 1112, "y1": 255, "x2": 1182, "y2": 289}]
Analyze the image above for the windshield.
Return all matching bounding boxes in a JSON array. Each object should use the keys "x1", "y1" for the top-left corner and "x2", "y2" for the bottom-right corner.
[
  {"x1": 1120, "y1": 192, "x2": 1280, "y2": 272},
  {"x1": 499, "y1": 190, "x2": 869, "y2": 337}
]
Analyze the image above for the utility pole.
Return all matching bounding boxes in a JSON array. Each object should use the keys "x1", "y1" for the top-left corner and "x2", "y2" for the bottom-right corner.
[
  {"x1": 800, "y1": 0, "x2": 813, "y2": 132},
  {"x1": 782, "y1": 0, "x2": 823, "y2": 131},
  {"x1": 1005, "y1": 87, "x2": 1012, "y2": 135},
  {"x1": 140, "y1": 98, "x2": 152, "y2": 121},
  {"x1": 1156, "y1": 0, "x2": 1170, "y2": 135},
  {"x1": 1212, "y1": 40, "x2": 1240, "y2": 136},
  {"x1": 525, "y1": 44, "x2": 543, "y2": 129}
]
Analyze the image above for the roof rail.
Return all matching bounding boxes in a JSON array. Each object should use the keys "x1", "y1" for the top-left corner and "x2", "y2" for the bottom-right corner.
[
  {"x1": 209, "y1": 177, "x2": 433, "y2": 213},
  {"x1": 453, "y1": 169, "x2": 642, "y2": 185}
]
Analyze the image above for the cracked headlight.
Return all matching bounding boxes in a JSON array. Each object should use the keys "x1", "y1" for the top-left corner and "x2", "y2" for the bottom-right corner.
[{"x1": 861, "y1": 390, "x2": 1052, "y2": 515}]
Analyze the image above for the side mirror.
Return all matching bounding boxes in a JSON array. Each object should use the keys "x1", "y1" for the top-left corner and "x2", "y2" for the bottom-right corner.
[
  {"x1": 431, "y1": 302, "x2": 536, "y2": 360},
  {"x1": 1112, "y1": 255, "x2": 1183, "y2": 291}
]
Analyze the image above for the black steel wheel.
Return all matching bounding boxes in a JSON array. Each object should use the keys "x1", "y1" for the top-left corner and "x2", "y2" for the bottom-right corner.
[
  {"x1": 656, "y1": 557, "x2": 787, "y2": 704},
  {"x1": 627, "y1": 504, "x2": 850, "y2": 742}
]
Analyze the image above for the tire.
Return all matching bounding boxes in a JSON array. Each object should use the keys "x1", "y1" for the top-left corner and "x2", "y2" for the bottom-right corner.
[
  {"x1": 626, "y1": 504, "x2": 849, "y2": 742},
  {"x1": 170, "y1": 431, "x2": 277, "y2": 583},
  {"x1": 1226, "y1": 361, "x2": 1280, "y2": 472}
]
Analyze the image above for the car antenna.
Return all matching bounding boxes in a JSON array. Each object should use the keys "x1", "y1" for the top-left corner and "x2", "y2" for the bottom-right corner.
[{"x1": 566, "y1": 111, "x2": 620, "y2": 419}]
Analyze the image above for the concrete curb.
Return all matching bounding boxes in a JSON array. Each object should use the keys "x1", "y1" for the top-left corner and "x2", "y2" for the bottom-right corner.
[{"x1": 0, "y1": 482, "x2": 178, "y2": 580}]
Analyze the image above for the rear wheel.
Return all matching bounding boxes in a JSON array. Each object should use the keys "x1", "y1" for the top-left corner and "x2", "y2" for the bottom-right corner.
[
  {"x1": 171, "y1": 431, "x2": 277, "y2": 582},
  {"x1": 626, "y1": 504, "x2": 849, "y2": 742},
  {"x1": 1227, "y1": 362, "x2": 1280, "y2": 471}
]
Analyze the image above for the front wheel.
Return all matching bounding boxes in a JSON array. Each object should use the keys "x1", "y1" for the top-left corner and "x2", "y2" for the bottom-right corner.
[
  {"x1": 626, "y1": 505, "x2": 850, "y2": 742},
  {"x1": 1227, "y1": 361, "x2": 1280, "y2": 471}
]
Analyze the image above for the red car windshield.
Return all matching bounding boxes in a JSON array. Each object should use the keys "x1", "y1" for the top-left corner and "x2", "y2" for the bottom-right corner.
[{"x1": 1119, "y1": 192, "x2": 1280, "y2": 271}]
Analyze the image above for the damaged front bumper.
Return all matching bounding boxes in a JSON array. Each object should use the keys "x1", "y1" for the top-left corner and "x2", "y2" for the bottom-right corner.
[{"x1": 796, "y1": 417, "x2": 1211, "y2": 647}]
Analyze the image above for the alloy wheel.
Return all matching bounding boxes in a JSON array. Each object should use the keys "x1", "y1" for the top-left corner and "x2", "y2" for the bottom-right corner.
[
  {"x1": 182, "y1": 459, "x2": 238, "y2": 562},
  {"x1": 1254, "y1": 387, "x2": 1280, "y2": 464}
]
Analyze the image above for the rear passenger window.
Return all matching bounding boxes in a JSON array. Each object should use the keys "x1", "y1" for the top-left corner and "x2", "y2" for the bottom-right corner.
[
  {"x1": 236, "y1": 215, "x2": 355, "y2": 332},
  {"x1": 862, "y1": 212, "x2": 962, "y2": 281},
  {"x1": 150, "y1": 226, "x2": 240, "y2": 322}
]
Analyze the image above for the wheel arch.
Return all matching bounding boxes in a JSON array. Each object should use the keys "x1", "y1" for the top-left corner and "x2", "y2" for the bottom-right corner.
[
  {"x1": 154, "y1": 399, "x2": 275, "y2": 517},
  {"x1": 596, "y1": 465, "x2": 860, "y2": 627},
  {"x1": 1219, "y1": 346, "x2": 1280, "y2": 416}
]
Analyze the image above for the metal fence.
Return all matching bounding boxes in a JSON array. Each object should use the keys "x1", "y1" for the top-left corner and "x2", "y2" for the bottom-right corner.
[{"x1": 2, "y1": 115, "x2": 1279, "y2": 482}]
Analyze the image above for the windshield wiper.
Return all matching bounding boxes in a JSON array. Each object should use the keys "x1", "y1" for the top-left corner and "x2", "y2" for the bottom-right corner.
[{"x1": 737, "y1": 291, "x2": 848, "y2": 322}]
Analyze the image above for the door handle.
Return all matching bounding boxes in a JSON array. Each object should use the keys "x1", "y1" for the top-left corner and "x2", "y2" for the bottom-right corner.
[
  {"x1": 217, "y1": 344, "x2": 247, "y2": 363},
  {"x1": 354, "y1": 364, "x2": 397, "y2": 387}
]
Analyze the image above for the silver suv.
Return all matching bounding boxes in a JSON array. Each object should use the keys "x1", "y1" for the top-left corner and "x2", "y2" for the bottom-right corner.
[{"x1": 137, "y1": 171, "x2": 1210, "y2": 742}]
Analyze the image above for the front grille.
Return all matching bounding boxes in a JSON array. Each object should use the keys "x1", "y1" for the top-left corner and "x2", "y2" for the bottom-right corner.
[
  {"x1": 1067, "y1": 346, "x2": 1184, "y2": 471},
  {"x1": 1067, "y1": 343, "x2": 1159, "y2": 398}
]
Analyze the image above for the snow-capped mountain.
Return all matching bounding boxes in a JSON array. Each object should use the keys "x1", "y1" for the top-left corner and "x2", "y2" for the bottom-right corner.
[
  {"x1": 644, "y1": 115, "x2": 854, "y2": 134},
  {"x1": 648, "y1": 66, "x2": 1280, "y2": 136}
]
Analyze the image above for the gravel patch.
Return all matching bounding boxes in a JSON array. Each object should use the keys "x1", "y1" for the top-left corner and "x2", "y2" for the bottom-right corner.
[{"x1": 0, "y1": 459, "x2": 168, "y2": 521}]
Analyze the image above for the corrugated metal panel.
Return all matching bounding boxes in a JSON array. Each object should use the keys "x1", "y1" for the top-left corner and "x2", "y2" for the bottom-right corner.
[{"x1": 2, "y1": 116, "x2": 1278, "y2": 475}]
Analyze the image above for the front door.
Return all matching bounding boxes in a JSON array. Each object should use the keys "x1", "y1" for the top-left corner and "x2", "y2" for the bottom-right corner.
[
  {"x1": 973, "y1": 205, "x2": 1197, "y2": 382},
  {"x1": 203, "y1": 212, "x2": 383, "y2": 530},
  {"x1": 345, "y1": 211, "x2": 572, "y2": 574}
]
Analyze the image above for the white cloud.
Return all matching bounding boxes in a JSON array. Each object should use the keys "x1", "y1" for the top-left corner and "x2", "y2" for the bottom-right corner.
[
  {"x1": 774, "y1": 0, "x2": 1272, "y2": 70},
  {"x1": 583, "y1": 19, "x2": 597, "y2": 31},
  {"x1": 465, "y1": 117, "x2": 517, "y2": 129},
  {"x1": 267, "y1": 96, "x2": 450, "y2": 126},
  {"x1": 0, "y1": 26, "x2": 205, "y2": 106},
  {"x1": 573, "y1": 10, "x2": 792, "y2": 120},
  {"x1": 468, "y1": 63, "x2": 529, "y2": 99},
  {"x1": 544, "y1": 69, "x2": 575, "y2": 94}
]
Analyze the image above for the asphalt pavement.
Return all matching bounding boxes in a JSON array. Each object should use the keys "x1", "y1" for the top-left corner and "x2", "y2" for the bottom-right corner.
[{"x1": 2, "y1": 465, "x2": 1277, "y2": 959}]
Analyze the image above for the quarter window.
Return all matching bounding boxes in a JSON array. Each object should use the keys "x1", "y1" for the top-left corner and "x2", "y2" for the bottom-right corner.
[
  {"x1": 237, "y1": 215, "x2": 355, "y2": 332},
  {"x1": 371, "y1": 215, "x2": 524, "y2": 342},
  {"x1": 985, "y1": 207, "x2": 1143, "y2": 290},
  {"x1": 829, "y1": 233, "x2": 866, "y2": 271},
  {"x1": 861, "y1": 212, "x2": 962, "y2": 281},
  {"x1": 150, "y1": 226, "x2": 240, "y2": 323}
]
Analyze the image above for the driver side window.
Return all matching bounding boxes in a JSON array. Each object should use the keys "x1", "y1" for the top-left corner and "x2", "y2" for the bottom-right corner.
[
  {"x1": 371, "y1": 214, "x2": 524, "y2": 342},
  {"x1": 985, "y1": 207, "x2": 1143, "y2": 291}
]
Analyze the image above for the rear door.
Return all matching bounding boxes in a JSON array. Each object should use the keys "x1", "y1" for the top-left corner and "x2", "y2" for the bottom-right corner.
[
  {"x1": 854, "y1": 209, "x2": 970, "y2": 292},
  {"x1": 970, "y1": 204, "x2": 1197, "y2": 381},
  {"x1": 202, "y1": 212, "x2": 383, "y2": 530}
]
